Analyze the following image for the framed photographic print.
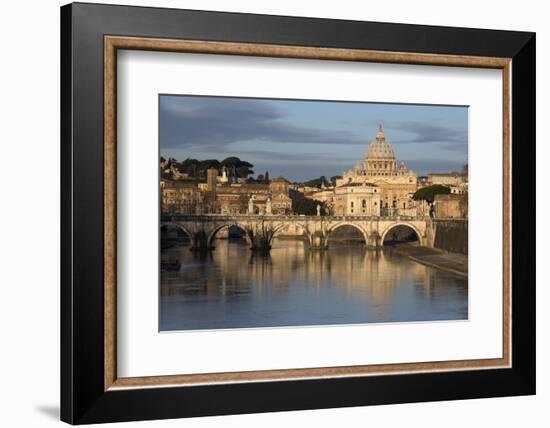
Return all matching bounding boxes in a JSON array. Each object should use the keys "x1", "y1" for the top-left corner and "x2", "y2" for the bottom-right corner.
[{"x1": 60, "y1": 2, "x2": 535, "y2": 424}]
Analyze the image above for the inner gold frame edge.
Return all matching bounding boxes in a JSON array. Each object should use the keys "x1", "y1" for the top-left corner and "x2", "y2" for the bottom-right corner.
[{"x1": 103, "y1": 35, "x2": 512, "y2": 391}]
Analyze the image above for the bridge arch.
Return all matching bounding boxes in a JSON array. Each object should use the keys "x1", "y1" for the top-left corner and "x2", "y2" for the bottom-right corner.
[
  {"x1": 327, "y1": 222, "x2": 369, "y2": 246},
  {"x1": 207, "y1": 223, "x2": 250, "y2": 247},
  {"x1": 271, "y1": 223, "x2": 312, "y2": 247},
  {"x1": 381, "y1": 222, "x2": 423, "y2": 246},
  {"x1": 160, "y1": 222, "x2": 193, "y2": 242}
]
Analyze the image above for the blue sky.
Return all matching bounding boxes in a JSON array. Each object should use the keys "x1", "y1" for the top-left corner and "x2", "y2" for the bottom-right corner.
[{"x1": 160, "y1": 95, "x2": 468, "y2": 182}]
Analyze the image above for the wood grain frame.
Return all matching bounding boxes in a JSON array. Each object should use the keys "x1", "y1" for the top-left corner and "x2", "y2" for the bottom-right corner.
[{"x1": 103, "y1": 36, "x2": 512, "y2": 391}]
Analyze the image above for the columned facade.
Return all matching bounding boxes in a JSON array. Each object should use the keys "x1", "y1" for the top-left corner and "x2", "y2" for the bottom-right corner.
[{"x1": 335, "y1": 125, "x2": 418, "y2": 216}]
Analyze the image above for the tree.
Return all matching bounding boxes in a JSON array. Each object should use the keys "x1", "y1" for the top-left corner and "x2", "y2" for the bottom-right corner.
[
  {"x1": 221, "y1": 157, "x2": 254, "y2": 178},
  {"x1": 160, "y1": 156, "x2": 255, "y2": 180},
  {"x1": 168, "y1": 157, "x2": 177, "y2": 165},
  {"x1": 301, "y1": 176, "x2": 331, "y2": 188},
  {"x1": 412, "y1": 185, "x2": 451, "y2": 205},
  {"x1": 257, "y1": 174, "x2": 265, "y2": 182},
  {"x1": 292, "y1": 198, "x2": 326, "y2": 216},
  {"x1": 221, "y1": 156, "x2": 240, "y2": 178},
  {"x1": 237, "y1": 164, "x2": 254, "y2": 178},
  {"x1": 198, "y1": 159, "x2": 221, "y2": 172},
  {"x1": 220, "y1": 156, "x2": 241, "y2": 166},
  {"x1": 176, "y1": 158, "x2": 200, "y2": 177}
]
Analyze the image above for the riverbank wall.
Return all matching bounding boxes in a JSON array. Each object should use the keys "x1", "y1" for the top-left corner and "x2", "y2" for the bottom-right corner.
[
  {"x1": 391, "y1": 243, "x2": 468, "y2": 277},
  {"x1": 431, "y1": 219, "x2": 468, "y2": 255}
]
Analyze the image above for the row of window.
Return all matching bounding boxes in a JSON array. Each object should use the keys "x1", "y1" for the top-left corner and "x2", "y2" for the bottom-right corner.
[{"x1": 369, "y1": 162, "x2": 393, "y2": 169}]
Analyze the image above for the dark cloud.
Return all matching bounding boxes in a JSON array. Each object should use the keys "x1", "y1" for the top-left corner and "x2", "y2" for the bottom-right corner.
[
  {"x1": 160, "y1": 96, "x2": 365, "y2": 150},
  {"x1": 160, "y1": 96, "x2": 468, "y2": 180},
  {"x1": 405, "y1": 159, "x2": 466, "y2": 176},
  {"x1": 388, "y1": 121, "x2": 468, "y2": 146},
  {"x1": 236, "y1": 149, "x2": 352, "y2": 163}
]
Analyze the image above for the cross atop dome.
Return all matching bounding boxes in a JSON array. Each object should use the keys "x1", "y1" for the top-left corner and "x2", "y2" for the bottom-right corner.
[{"x1": 376, "y1": 124, "x2": 385, "y2": 140}]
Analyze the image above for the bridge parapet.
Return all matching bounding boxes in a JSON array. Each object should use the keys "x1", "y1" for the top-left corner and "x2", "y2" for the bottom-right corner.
[
  {"x1": 160, "y1": 213, "x2": 432, "y2": 251},
  {"x1": 161, "y1": 214, "x2": 426, "y2": 222}
]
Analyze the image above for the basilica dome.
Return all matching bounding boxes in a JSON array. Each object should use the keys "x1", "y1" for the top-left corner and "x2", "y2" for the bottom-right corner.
[{"x1": 365, "y1": 125, "x2": 396, "y2": 160}]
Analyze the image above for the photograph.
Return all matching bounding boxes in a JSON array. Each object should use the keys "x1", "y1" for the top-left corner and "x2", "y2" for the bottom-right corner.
[
  {"x1": 159, "y1": 95, "x2": 469, "y2": 331},
  {"x1": 54, "y1": 2, "x2": 536, "y2": 424}
]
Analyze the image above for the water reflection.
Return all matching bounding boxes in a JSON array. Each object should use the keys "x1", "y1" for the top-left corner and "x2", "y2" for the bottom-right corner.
[{"x1": 160, "y1": 239, "x2": 468, "y2": 331}]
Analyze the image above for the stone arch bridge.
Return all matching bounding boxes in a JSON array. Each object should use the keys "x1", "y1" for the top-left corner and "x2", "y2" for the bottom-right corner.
[{"x1": 161, "y1": 214, "x2": 431, "y2": 251}]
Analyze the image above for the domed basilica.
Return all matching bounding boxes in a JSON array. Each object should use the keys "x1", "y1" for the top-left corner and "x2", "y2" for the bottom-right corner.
[{"x1": 334, "y1": 126, "x2": 418, "y2": 216}]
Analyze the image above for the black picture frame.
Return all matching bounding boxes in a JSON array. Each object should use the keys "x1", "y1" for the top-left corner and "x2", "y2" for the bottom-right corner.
[{"x1": 61, "y1": 2, "x2": 535, "y2": 424}]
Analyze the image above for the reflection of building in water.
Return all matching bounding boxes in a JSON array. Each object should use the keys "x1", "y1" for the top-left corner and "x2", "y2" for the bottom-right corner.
[
  {"x1": 162, "y1": 240, "x2": 430, "y2": 309},
  {"x1": 309, "y1": 248, "x2": 427, "y2": 306},
  {"x1": 161, "y1": 239, "x2": 467, "y2": 331}
]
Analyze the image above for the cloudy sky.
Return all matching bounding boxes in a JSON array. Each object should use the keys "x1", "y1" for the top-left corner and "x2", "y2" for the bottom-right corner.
[{"x1": 160, "y1": 95, "x2": 468, "y2": 182}]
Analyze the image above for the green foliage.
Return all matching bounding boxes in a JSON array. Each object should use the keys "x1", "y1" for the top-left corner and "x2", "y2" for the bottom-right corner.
[
  {"x1": 175, "y1": 158, "x2": 200, "y2": 176},
  {"x1": 302, "y1": 176, "x2": 330, "y2": 188},
  {"x1": 237, "y1": 165, "x2": 254, "y2": 178},
  {"x1": 220, "y1": 157, "x2": 254, "y2": 178},
  {"x1": 220, "y1": 156, "x2": 241, "y2": 166},
  {"x1": 162, "y1": 156, "x2": 255, "y2": 179},
  {"x1": 292, "y1": 198, "x2": 326, "y2": 216},
  {"x1": 198, "y1": 159, "x2": 221, "y2": 171},
  {"x1": 413, "y1": 185, "x2": 451, "y2": 204}
]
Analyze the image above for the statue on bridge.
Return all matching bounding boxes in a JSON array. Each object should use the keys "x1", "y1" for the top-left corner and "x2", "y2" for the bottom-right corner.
[
  {"x1": 248, "y1": 195, "x2": 255, "y2": 215},
  {"x1": 266, "y1": 197, "x2": 272, "y2": 215}
]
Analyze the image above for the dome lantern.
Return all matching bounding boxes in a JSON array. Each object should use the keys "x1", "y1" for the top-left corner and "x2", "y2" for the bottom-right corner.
[{"x1": 365, "y1": 125, "x2": 396, "y2": 161}]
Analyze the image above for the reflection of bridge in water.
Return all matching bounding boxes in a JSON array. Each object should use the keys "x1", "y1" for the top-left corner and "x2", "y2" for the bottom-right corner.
[{"x1": 161, "y1": 214, "x2": 431, "y2": 251}]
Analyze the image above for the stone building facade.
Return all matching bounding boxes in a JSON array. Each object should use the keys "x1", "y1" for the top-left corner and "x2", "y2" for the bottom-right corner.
[
  {"x1": 160, "y1": 178, "x2": 203, "y2": 214},
  {"x1": 333, "y1": 126, "x2": 417, "y2": 216},
  {"x1": 428, "y1": 172, "x2": 465, "y2": 187},
  {"x1": 160, "y1": 126, "x2": 466, "y2": 219},
  {"x1": 160, "y1": 171, "x2": 293, "y2": 216},
  {"x1": 269, "y1": 177, "x2": 293, "y2": 215},
  {"x1": 333, "y1": 182, "x2": 381, "y2": 216},
  {"x1": 434, "y1": 194, "x2": 468, "y2": 219}
]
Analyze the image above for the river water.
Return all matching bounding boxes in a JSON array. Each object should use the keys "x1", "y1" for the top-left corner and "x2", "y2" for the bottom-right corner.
[{"x1": 160, "y1": 239, "x2": 468, "y2": 331}]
